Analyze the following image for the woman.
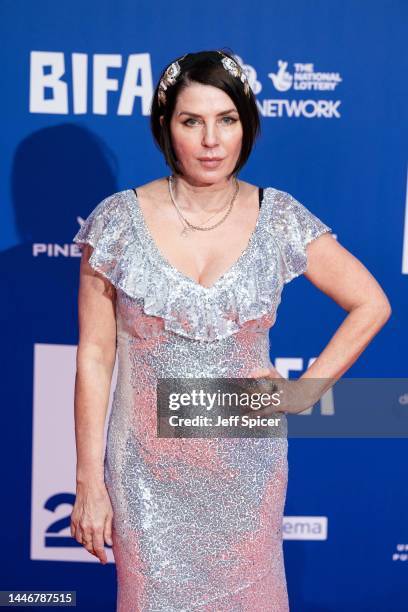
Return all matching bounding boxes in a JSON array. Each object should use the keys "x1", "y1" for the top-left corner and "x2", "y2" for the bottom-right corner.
[{"x1": 70, "y1": 50, "x2": 391, "y2": 611}]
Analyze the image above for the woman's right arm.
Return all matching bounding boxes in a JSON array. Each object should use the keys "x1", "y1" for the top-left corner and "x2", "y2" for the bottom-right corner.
[{"x1": 70, "y1": 244, "x2": 117, "y2": 565}]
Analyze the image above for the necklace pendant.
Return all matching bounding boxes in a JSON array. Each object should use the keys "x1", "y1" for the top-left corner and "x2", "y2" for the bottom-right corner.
[{"x1": 181, "y1": 226, "x2": 190, "y2": 237}]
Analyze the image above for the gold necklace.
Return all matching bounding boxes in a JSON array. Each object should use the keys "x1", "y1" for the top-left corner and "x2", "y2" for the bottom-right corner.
[{"x1": 168, "y1": 175, "x2": 240, "y2": 237}]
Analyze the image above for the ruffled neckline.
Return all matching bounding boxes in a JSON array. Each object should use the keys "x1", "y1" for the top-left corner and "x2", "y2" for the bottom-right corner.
[
  {"x1": 73, "y1": 186, "x2": 286, "y2": 341},
  {"x1": 74, "y1": 184, "x2": 332, "y2": 341},
  {"x1": 127, "y1": 186, "x2": 273, "y2": 294}
]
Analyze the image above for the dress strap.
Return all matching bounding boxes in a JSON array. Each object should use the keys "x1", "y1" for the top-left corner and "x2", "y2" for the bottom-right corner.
[{"x1": 259, "y1": 187, "x2": 264, "y2": 208}]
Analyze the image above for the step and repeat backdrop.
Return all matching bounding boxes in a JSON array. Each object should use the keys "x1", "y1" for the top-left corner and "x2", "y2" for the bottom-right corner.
[{"x1": 1, "y1": 0, "x2": 407, "y2": 610}]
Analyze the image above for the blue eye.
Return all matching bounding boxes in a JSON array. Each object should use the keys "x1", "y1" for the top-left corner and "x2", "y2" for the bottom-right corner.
[{"x1": 183, "y1": 116, "x2": 238, "y2": 126}]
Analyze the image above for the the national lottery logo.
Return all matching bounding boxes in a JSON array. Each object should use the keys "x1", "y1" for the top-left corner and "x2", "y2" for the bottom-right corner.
[
  {"x1": 223, "y1": 56, "x2": 342, "y2": 95},
  {"x1": 230, "y1": 55, "x2": 342, "y2": 119},
  {"x1": 268, "y1": 60, "x2": 342, "y2": 92}
]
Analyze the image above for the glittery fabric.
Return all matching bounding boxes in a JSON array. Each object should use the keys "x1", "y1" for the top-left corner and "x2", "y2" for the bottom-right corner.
[{"x1": 73, "y1": 186, "x2": 332, "y2": 611}]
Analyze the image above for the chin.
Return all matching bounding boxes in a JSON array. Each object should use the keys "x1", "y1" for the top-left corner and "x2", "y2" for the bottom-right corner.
[
  {"x1": 176, "y1": 163, "x2": 235, "y2": 185},
  {"x1": 195, "y1": 167, "x2": 234, "y2": 182},
  {"x1": 198, "y1": 173, "x2": 229, "y2": 186}
]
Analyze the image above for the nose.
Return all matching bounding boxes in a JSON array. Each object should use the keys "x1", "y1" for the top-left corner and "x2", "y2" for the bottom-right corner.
[{"x1": 201, "y1": 122, "x2": 219, "y2": 148}]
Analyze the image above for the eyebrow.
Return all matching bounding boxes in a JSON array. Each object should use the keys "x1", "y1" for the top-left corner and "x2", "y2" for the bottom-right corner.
[{"x1": 177, "y1": 109, "x2": 239, "y2": 118}]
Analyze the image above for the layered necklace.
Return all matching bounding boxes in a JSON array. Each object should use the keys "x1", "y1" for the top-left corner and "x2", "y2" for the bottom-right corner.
[{"x1": 167, "y1": 174, "x2": 240, "y2": 237}]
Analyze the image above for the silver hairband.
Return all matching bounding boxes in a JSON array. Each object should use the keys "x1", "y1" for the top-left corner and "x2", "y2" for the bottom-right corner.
[{"x1": 157, "y1": 51, "x2": 251, "y2": 107}]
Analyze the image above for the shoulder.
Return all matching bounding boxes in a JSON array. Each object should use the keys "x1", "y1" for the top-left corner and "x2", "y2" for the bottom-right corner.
[
  {"x1": 239, "y1": 183, "x2": 296, "y2": 209},
  {"x1": 264, "y1": 186, "x2": 328, "y2": 228},
  {"x1": 73, "y1": 188, "x2": 136, "y2": 247},
  {"x1": 238, "y1": 179, "x2": 260, "y2": 193},
  {"x1": 85, "y1": 188, "x2": 133, "y2": 215},
  {"x1": 265, "y1": 186, "x2": 299, "y2": 208},
  {"x1": 80, "y1": 188, "x2": 141, "y2": 226},
  {"x1": 132, "y1": 177, "x2": 168, "y2": 201}
]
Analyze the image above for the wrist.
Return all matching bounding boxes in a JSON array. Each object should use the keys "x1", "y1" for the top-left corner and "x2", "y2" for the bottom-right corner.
[
  {"x1": 76, "y1": 466, "x2": 105, "y2": 486},
  {"x1": 297, "y1": 376, "x2": 330, "y2": 409},
  {"x1": 75, "y1": 478, "x2": 106, "y2": 493}
]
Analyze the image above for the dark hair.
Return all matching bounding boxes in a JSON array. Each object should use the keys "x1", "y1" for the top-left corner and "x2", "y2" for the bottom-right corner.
[{"x1": 150, "y1": 49, "x2": 261, "y2": 177}]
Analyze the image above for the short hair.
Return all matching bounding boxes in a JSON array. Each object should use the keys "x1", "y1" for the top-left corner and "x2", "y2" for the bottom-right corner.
[{"x1": 150, "y1": 49, "x2": 261, "y2": 177}]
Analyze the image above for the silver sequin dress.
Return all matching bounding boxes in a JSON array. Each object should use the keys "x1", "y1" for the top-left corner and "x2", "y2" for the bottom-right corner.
[{"x1": 73, "y1": 185, "x2": 332, "y2": 612}]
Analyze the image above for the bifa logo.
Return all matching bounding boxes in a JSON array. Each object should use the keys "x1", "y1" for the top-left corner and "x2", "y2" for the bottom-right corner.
[{"x1": 29, "y1": 51, "x2": 153, "y2": 116}]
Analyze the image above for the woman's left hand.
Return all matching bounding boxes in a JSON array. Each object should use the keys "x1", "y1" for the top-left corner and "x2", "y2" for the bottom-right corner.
[{"x1": 241, "y1": 366, "x2": 315, "y2": 416}]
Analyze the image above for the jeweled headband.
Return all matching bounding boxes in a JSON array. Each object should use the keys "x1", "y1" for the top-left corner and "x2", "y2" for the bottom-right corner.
[{"x1": 157, "y1": 51, "x2": 251, "y2": 107}]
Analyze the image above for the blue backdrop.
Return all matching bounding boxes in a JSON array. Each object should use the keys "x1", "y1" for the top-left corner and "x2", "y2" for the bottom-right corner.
[{"x1": 1, "y1": 0, "x2": 407, "y2": 610}]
